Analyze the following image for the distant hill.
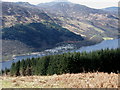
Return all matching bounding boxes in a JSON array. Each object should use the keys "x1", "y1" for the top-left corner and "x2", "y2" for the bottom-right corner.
[
  {"x1": 38, "y1": 2, "x2": 118, "y2": 40},
  {"x1": 2, "y1": 2, "x2": 119, "y2": 41},
  {"x1": 2, "y1": 2, "x2": 54, "y2": 28},
  {"x1": 103, "y1": 7, "x2": 118, "y2": 14},
  {"x1": 103, "y1": 7, "x2": 118, "y2": 11},
  {"x1": 37, "y1": 0, "x2": 71, "y2": 8}
]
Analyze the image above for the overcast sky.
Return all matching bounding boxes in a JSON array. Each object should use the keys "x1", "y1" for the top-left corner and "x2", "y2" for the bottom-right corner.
[{"x1": 1, "y1": 0, "x2": 119, "y2": 9}]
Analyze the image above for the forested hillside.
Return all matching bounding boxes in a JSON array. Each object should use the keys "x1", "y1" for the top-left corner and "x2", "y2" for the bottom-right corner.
[
  {"x1": 3, "y1": 48, "x2": 120, "y2": 76},
  {"x1": 2, "y1": 22, "x2": 83, "y2": 60},
  {"x1": 2, "y1": 22, "x2": 83, "y2": 49}
]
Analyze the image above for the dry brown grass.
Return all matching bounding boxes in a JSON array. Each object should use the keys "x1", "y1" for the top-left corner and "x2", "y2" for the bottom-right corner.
[{"x1": 1, "y1": 72, "x2": 119, "y2": 88}]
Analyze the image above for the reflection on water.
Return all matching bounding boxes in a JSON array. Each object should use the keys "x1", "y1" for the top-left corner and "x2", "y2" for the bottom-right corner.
[{"x1": 76, "y1": 39, "x2": 119, "y2": 53}]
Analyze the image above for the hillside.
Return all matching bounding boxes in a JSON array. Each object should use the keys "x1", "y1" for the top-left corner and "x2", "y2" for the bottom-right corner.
[
  {"x1": 2, "y1": 2, "x2": 119, "y2": 41},
  {"x1": 1, "y1": 1, "x2": 119, "y2": 60},
  {"x1": 2, "y1": 2, "x2": 53, "y2": 28},
  {"x1": 103, "y1": 7, "x2": 118, "y2": 14},
  {"x1": 38, "y1": 2, "x2": 118, "y2": 40},
  {"x1": 1, "y1": 72, "x2": 118, "y2": 88},
  {"x1": 2, "y1": 22, "x2": 83, "y2": 60}
]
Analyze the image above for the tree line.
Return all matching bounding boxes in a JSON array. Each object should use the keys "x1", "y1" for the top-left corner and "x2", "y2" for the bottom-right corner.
[{"x1": 2, "y1": 48, "x2": 120, "y2": 76}]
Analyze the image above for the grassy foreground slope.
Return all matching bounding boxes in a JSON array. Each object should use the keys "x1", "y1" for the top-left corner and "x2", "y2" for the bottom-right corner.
[{"x1": 1, "y1": 72, "x2": 118, "y2": 88}]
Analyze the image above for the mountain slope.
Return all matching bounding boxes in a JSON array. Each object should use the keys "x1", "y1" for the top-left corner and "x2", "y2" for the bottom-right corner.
[
  {"x1": 38, "y1": 2, "x2": 118, "y2": 40},
  {"x1": 1, "y1": 1, "x2": 119, "y2": 60},
  {"x1": 2, "y1": 2, "x2": 53, "y2": 28},
  {"x1": 2, "y1": 22, "x2": 83, "y2": 60},
  {"x1": 2, "y1": 2, "x2": 119, "y2": 41},
  {"x1": 103, "y1": 7, "x2": 118, "y2": 12}
]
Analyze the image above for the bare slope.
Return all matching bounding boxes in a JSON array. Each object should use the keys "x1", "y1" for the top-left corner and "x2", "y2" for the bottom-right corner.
[{"x1": 38, "y1": 2, "x2": 118, "y2": 41}]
